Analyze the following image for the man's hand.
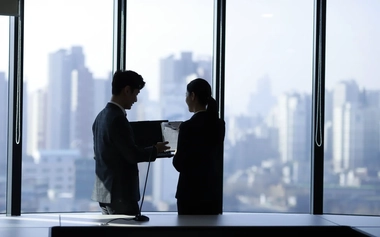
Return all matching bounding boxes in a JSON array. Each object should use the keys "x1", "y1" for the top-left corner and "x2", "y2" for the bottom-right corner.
[{"x1": 155, "y1": 141, "x2": 170, "y2": 153}]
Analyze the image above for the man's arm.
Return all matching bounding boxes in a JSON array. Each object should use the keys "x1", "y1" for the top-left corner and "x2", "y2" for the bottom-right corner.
[{"x1": 112, "y1": 115, "x2": 157, "y2": 163}]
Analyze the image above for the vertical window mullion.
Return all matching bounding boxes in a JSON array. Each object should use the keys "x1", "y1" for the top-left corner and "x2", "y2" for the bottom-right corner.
[
  {"x1": 113, "y1": 0, "x2": 126, "y2": 72},
  {"x1": 311, "y1": 0, "x2": 327, "y2": 215},
  {"x1": 213, "y1": 0, "x2": 226, "y2": 214},
  {"x1": 6, "y1": 0, "x2": 24, "y2": 216}
]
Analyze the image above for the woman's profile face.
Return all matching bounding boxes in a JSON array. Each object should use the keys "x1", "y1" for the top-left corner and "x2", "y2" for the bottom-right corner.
[{"x1": 185, "y1": 91, "x2": 194, "y2": 112}]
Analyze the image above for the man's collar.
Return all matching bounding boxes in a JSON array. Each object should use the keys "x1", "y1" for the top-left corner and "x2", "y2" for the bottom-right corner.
[{"x1": 109, "y1": 101, "x2": 126, "y2": 116}]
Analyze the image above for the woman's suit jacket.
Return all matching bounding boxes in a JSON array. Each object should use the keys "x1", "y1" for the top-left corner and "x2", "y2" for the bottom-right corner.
[
  {"x1": 173, "y1": 111, "x2": 225, "y2": 201},
  {"x1": 91, "y1": 103, "x2": 157, "y2": 204}
]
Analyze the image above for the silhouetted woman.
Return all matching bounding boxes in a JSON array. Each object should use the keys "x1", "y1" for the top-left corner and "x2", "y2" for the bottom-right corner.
[{"x1": 172, "y1": 78, "x2": 225, "y2": 215}]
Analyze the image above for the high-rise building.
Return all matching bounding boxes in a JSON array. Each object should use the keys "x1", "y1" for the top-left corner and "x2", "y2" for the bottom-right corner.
[
  {"x1": 159, "y1": 54, "x2": 188, "y2": 121},
  {"x1": 277, "y1": 92, "x2": 312, "y2": 163},
  {"x1": 70, "y1": 46, "x2": 94, "y2": 158},
  {"x1": 46, "y1": 46, "x2": 95, "y2": 158},
  {"x1": 159, "y1": 51, "x2": 211, "y2": 121},
  {"x1": 332, "y1": 80, "x2": 363, "y2": 173},
  {"x1": 46, "y1": 49, "x2": 72, "y2": 150},
  {"x1": 195, "y1": 55, "x2": 212, "y2": 85},
  {"x1": 360, "y1": 90, "x2": 380, "y2": 170},
  {"x1": 93, "y1": 74, "x2": 112, "y2": 120},
  {"x1": 27, "y1": 88, "x2": 48, "y2": 156},
  {"x1": 275, "y1": 92, "x2": 312, "y2": 184},
  {"x1": 248, "y1": 75, "x2": 277, "y2": 119},
  {"x1": 324, "y1": 89, "x2": 334, "y2": 163}
]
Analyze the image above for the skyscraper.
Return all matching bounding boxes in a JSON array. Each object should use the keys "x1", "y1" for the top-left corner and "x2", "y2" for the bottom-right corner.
[
  {"x1": 70, "y1": 47, "x2": 94, "y2": 158},
  {"x1": 27, "y1": 88, "x2": 47, "y2": 156},
  {"x1": 277, "y1": 92, "x2": 311, "y2": 164},
  {"x1": 332, "y1": 80, "x2": 363, "y2": 173},
  {"x1": 93, "y1": 74, "x2": 111, "y2": 120},
  {"x1": 46, "y1": 46, "x2": 95, "y2": 158},
  {"x1": 361, "y1": 90, "x2": 380, "y2": 169},
  {"x1": 248, "y1": 75, "x2": 277, "y2": 119},
  {"x1": 46, "y1": 49, "x2": 72, "y2": 150},
  {"x1": 159, "y1": 51, "x2": 212, "y2": 121}
]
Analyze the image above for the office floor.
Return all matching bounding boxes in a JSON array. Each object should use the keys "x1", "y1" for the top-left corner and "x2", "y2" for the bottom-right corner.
[{"x1": 0, "y1": 212, "x2": 379, "y2": 237}]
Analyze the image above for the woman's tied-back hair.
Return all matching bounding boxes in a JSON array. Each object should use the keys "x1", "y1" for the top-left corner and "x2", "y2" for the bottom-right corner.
[
  {"x1": 186, "y1": 78, "x2": 218, "y2": 119},
  {"x1": 112, "y1": 70, "x2": 146, "y2": 95}
]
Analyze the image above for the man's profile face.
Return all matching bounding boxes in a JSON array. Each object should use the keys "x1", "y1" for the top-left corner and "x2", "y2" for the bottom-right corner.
[{"x1": 124, "y1": 86, "x2": 140, "y2": 110}]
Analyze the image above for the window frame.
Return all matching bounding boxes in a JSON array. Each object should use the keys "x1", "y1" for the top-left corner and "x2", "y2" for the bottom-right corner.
[{"x1": 4, "y1": 0, "x2": 329, "y2": 216}]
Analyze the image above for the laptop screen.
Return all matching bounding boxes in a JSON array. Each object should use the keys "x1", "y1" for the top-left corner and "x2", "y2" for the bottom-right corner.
[{"x1": 129, "y1": 120, "x2": 168, "y2": 147}]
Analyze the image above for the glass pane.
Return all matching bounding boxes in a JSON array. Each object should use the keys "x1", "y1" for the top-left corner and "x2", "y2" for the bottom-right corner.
[
  {"x1": 0, "y1": 16, "x2": 9, "y2": 214},
  {"x1": 324, "y1": 0, "x2": 380, "y2": 215},
  {"x1": 224, "y1": 0, "x2": 314, "y2": 212},
  {"x1": 126, "y1": 0, "x2": 214, "y2": 212},
  {"x1": 23, "y1": 0, "x2": 113, "y2": 212}
]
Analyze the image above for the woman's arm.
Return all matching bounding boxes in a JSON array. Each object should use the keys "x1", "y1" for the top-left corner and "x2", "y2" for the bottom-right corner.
[{"x1": 172, "y1": 122, "x2": 191, "y2": 172}]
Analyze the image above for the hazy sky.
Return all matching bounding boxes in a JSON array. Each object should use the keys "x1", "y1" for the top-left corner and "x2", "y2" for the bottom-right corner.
[{"x1": 0, "y1": 0, "x2": 379, "y2": 115}]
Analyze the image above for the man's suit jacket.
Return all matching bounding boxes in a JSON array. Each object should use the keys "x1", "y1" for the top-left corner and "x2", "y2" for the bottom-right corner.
[
  {"x1": 173, "y1": 111, "x2": 225, "y2": 201},
  {"x1": 91, "y1": 103, "x2": 157, "y2": 204}
]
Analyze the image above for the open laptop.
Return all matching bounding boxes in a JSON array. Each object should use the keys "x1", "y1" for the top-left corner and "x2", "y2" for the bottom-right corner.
[{"x1": 129, "y1": 120, "x2": 175, "y2": 158}]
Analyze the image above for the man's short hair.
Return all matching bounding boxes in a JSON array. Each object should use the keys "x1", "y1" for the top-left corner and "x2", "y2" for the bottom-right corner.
[{"x1": 112, "y1": 70, "x2": 145, "y2": 95}]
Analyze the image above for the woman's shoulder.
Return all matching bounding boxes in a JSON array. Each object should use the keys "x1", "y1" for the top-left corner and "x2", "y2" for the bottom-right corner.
[
  {"x1": 179, "y1": 117, "x2": 201, "y2": 131},
  {"x1": 179, "y1": 119, "x2": 191, "y2": 128}
]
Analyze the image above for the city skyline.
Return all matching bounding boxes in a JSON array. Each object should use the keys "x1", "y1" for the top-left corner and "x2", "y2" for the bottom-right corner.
[
  {"x1": 2, "y1": 46, "x2": 379, "y2": 167},
  {"x1": 0, "y1": 48, "x2": 379, "y2": 213}
]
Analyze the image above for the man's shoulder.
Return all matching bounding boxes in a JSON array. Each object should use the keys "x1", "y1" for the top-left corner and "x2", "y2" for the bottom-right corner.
[
  {"x1": 99, "y1": 104, "x2": 124, "y2": 116},
  {"x1": 94, "y1": 105, "x2": 124, "y2": 125}
]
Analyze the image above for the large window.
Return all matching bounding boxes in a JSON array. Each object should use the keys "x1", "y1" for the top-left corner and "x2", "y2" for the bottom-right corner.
[
  {"x1": 125, "y1": 0, "x2": 214, "y2": 212},
  {"x1": 22, "y1": 0, "x2": 113, "y2": 212},
  {"x1": 324, "y1": 0, "x2": 380, "y2": 215},
  {"x1": 224, "y1": 0, "x2": 314, "y2": 212},
  {"x1": 3, "y1": 0, "x2": 377, "y2": 216},
  {"x1": 0, "y1": 16, "x2": 9, "y2": 214}
]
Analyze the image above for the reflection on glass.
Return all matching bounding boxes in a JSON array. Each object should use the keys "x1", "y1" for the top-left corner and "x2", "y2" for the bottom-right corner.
[
  {"x1": 0, "y1": 16, "x2": 9, "y2": 214},
  {"x1": 324, "y1": 0, "x2": 380, "y2": 215},
  {"x1": 224, "y1": 0, "x2": 314, "y2": 213},
  {"x1": 22, "y1": 0, "x2": 113, "y2": 212},
  {"x1": 126, "y1": 0, "x2": 214, "y2": 211}
]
